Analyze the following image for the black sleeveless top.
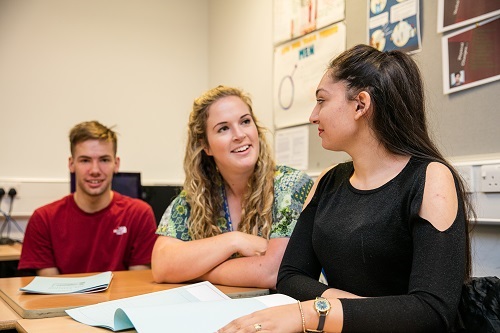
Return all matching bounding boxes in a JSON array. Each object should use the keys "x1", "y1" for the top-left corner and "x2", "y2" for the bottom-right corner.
[{"x1": 277, "y1": 157, "x2": 467, "y2": 332}]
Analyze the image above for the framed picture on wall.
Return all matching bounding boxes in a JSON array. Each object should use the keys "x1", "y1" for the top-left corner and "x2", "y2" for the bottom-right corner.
[
  {"x1": 441, "y1": 16, "x2": 500, "y2": 94},
  {"x1": 367, "y1": 0, "x2": 421, "y2": 54},
  {"x1": 437, "y1": 0, "x2": 500, "y2": 33}
]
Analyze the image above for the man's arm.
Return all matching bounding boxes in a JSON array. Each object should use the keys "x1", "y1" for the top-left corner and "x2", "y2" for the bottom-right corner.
[
  {"x1": 37, "y1": 267, "x2": 60, "y2": 276},
  {"x1": 19, "y1": 209, "x2": 60, "y2": 274},
  {"x1": 129, "y1": 264, "x2": 151, "y2": 270},
  {"x1": 127, "y1": 202, "x2": 158, "y2": 269}
]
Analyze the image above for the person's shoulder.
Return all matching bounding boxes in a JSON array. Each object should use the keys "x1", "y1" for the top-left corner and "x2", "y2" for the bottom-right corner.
[
  {"x1": 404, "y1": 158, "x2": 455, "y2": 194},
  {"x1": 311, "y1": 161, "x2": 353, "y2": 193},
  {"x1": 28, "y1": 195, "x2": 74, "y2": 225},
  {"x1": 420, "y1": 161, "x2": 458, "y2": 231},
  {"x1": 334, "y1": 160, "x2": 353, "y2": 171},
  {"x1": 424, "y1": 161, "x2": 454, "y2": 183},
  {"x1": 171, "y1": 189, "x2": 188, "y2": 205},
  {"x1": 321, "y1": 160, "x2": 352, "y2": 180},
  {"x1": 406, "y1": 156, "x2": 440, "y2": 177},
  {"x1": 113, "y1": 192, "x2": 151, "y2": 211},
  {"x1": 33, "y1": 194, "x2": 74, "y2": 214},
  {"x1": 275, "y1": 165, "x2": 310, "y2": 177},
  {"x1": 275, "y1": 165, "x2": 313, "y2": 183},
  {"x1": 274, "y1": 165, "x2": 314, "y2": 195}
]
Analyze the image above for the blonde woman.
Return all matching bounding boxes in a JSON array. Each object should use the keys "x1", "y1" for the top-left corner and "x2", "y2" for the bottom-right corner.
[{"x1": 152, "y1": 86, "x2": 313, "y2": 289}]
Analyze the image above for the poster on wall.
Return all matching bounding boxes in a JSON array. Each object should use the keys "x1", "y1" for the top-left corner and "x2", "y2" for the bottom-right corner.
[
  {"x1": 274, "y1": 22, "x2": 346, "y2": 129},
  {"x1": 273, "y1": 0, "x2": 345, "y2": 45},
  {"x1": 442, "y1": 16, "x2": 500, "y2": 94},
  {"x1": 274, "y1": 125, "x2": 309, "y2": 171},
  {"x1": 368, "y1": 0, "x2": 421, "y2": 54},
  {"x1": 437, "y1": 0, "x2": 500, "y2": 33}
]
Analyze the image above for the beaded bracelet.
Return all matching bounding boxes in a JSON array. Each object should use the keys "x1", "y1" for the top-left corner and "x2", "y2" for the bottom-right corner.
[{"x1": 297, "y1": 300, "x2": 306, "y2": 333}]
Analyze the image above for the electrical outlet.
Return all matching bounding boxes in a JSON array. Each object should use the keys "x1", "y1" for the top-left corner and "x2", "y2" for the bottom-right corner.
[
  {"x1": 455, "y1": 165, "x2": 474, "y2": 193},
  {"x1": 0, "y1": 182, "x2": 21, "y2": 200},
  {"x1": 480, "y1": 164, "x2": 500, "y2": 193}
]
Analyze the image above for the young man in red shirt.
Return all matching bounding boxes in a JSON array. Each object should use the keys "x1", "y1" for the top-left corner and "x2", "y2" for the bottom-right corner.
[{"x1": 19, "y1": 121, "x2": 157, "y2": 275}]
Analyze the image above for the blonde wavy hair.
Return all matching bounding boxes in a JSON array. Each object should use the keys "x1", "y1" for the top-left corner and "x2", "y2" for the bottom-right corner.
[{"x1": 183, "y1": 85, "x2": 276, "y2": 240}]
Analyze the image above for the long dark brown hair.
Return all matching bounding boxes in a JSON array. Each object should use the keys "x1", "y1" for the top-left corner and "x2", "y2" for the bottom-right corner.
[{"x1": 327, "y1": 44, "x2": 475, "y2": 280}]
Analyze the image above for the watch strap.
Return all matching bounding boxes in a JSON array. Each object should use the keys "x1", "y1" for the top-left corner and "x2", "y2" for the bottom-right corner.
[
  {"x1": 317, "y1": 312, "x2": 326, "y2": 332},
  {"x1": 305, "y1": 312, "x2": 326, "y2": 333}
]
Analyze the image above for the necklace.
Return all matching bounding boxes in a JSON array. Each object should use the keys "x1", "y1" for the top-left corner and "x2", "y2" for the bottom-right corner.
[{"x1": 221, "y1": 184, "x2": 233, "y2": 231}]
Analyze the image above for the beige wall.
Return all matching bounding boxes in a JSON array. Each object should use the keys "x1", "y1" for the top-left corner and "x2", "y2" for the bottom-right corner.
[
  {"x1": 0, "y1": 0, "x2": 209, "y2": 184},
  {"x1": 2, "y1": 0, "x2": 499, "y2": 185},
  {"x1": 208, "y1": 0, "x2": 274, "y2": 135}
]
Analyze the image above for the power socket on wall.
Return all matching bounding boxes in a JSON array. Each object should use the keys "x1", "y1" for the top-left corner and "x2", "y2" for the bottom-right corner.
[
  {"x1": 455, "y1": 165, "x2": 475, "y2": 193},
  {"x1": 0, "y1": 182, "x2": 21, "y2": 206},
  {"x1": 480, "y1": 164, "x2": 500, "y2": 193}
]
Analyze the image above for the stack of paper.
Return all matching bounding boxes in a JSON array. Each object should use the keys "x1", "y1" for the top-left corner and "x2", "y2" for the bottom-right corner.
[
  {"x1": 20, "y1": 271, "x2": 113, "y2": 294},
  {"x1": 66, "y1": 281, "x2": 297, "y2": 333}
]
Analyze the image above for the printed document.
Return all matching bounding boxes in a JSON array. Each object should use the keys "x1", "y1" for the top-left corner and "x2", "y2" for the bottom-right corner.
[
  {"x1": 20, "y1": 271, "x2": 113, "y2": 294},
  {"x1": 66, "y1": 281, "x2": 296, "y2": 332}
]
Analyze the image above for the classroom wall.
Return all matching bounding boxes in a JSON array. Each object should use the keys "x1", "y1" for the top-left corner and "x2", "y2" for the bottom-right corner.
[
  {"x1": 207, "y1": 0, "x2": 274, "y2": 132},
  {"x1": 0, "y1": 0, "x2": 499, "y2": 276},
  {"x1": 2, "y1": 0, "x2": 499, "y2": 210},
  {"x1": 0, "y1": 0, "x2": 209, "y2": 185}
]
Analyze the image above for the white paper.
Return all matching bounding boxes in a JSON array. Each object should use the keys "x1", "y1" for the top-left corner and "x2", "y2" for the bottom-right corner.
[
  {"x1": 122, "y1": 294, "x2": 296, "y2": 333},
  {"x1": 20, "y1": 271, "x2": 113, "y2": 294},
  {"x1": 275, "y1": 125, "x2": 309, "y2": 171},
  {"x1": 66, "y1": 281, "x2": 230, "y2": 331},
  {"x1": 66, "y1": 282, "x2": 296, "y2": 333}
]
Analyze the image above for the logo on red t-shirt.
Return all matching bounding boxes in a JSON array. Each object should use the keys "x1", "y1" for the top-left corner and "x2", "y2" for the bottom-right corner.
[{"x1": 113, "y1": 226, "x2": 128, "y2": 235}]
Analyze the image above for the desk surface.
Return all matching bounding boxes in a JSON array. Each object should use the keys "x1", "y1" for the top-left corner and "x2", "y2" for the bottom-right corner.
[
  {"x1": 0, "y1": 296, "x2": 20, "y2": 330},
  {"x1": 0, "y1": 243, "x2": 22, "y2": 261},
  {"x1": 0, "y1": 269, "x2": 269, "y2": 320}
]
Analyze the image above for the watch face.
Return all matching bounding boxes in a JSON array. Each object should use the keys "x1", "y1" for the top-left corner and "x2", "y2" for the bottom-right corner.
[{"x1": 316, "y1": 298, "x2": 331, "y2": 312}]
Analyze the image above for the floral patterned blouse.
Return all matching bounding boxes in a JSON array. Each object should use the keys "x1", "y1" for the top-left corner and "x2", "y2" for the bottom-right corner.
[{"x1": 156, "y1": 165, "x2": 314, "y2": 240}]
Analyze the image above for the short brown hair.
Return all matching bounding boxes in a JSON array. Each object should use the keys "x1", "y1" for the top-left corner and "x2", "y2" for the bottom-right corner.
[{"x1": 69, "y1": 121, "x2": 118, "y2": 156}]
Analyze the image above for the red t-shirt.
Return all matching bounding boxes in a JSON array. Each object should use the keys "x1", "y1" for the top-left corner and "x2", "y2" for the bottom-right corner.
[{"x1": 18, "y1": 192, "x2": 158, "y2": 274}]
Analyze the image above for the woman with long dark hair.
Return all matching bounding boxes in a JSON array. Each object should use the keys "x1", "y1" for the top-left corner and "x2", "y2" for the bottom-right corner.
[{"x1": 219, "y1": 44, "x2": 474, "y2": 332}]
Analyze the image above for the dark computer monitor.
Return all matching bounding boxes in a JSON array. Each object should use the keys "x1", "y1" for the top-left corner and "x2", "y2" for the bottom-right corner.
[
  {"x1": 70, "y1": 172, "x2": 142, "y2": 199},
  {"x1": 142, "y1": 185, "x2": 182, "y2": 224}
]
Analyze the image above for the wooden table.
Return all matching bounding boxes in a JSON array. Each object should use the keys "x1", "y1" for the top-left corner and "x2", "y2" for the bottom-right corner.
[
  {"x1": 0, "y1": 269, "x2": 268, "y2": 331},
  {"x1": 0, "y1": 296, "x2": 20, "y2": 330},
  {"x1": 0, "y1": 243, "x2": 22, "y2": 261}
]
